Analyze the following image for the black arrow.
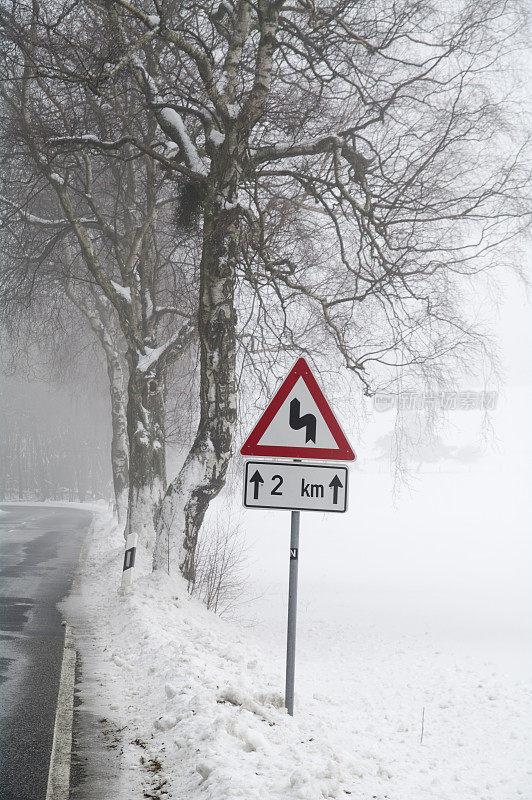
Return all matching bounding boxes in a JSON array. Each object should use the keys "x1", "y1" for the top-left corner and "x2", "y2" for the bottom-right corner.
[
  {"x1": 249, "y1": 470, "x2": 264, "y2": 500},
  {"x1": 329, "y1": 474, "x2": 343, "y2": 504},
  {"x1": 289, "y1": 398, "x2": 317, "y2": 443}
]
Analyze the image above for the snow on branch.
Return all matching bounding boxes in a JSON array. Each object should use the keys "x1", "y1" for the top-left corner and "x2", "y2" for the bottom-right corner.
[
  {"x1": 252, "y1": 135, "x2": 372, "y2": 178},
  {"x1": 153, "y1": 305, "x2": 192, "y2": 320},
  {"x1": 113, "y1": 0, "x2": 161, "y2": 30},
  {"x1": 49, "y1": 134, "x2": 136, "y2": 150},
  {"x1": 130, "y1": 55, "x2": 208, "y2": 178},
  {"x1": 0, "y1": 196, "x2": 98, "y2": 229},
  {"x1": 158, "y1": 109, "x2": 208, "y2": 176},
  {"x1": 47, "y1": 133, "x2": 201, "y2": 182},
  {"x1": 110, "y1": 280, "x2": 132, "y2": 302},
  {"x1": 137, "y1": 318, "x2": 196, "y2": 373}
]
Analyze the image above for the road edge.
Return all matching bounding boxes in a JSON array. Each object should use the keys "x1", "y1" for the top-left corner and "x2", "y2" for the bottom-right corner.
[
  {"x1": 45, "y1": 624, "x2": 77, "y2": 800},
  {"x1": 47, "y1": 510, "x2": 96, "y2": 800}
]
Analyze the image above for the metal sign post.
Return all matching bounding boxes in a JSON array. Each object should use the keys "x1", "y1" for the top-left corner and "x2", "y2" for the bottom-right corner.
[{"x1": 285, "y1": 509, "x2": 300, "y2": 716}]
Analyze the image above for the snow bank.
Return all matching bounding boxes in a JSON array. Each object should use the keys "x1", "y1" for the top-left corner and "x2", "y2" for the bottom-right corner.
[
  {"x1": 63, "y1": 508, "x2": 531, "y2": 799},
  {"x1": 63, "y1": 513, "x2": 364, "y2": 799}
]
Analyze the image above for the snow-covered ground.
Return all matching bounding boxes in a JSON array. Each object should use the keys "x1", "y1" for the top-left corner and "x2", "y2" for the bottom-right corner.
[{"x1": 62, "y1": 384, "x2": 532, "y2": 800}]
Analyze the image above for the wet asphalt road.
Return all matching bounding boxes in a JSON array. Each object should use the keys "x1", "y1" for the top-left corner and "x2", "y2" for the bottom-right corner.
[{"x1": 0, "y1": 505, "x2": 92, "y2": 800}]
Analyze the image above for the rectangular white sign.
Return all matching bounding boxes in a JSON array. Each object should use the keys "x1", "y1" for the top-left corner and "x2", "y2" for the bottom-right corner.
[{"x1": 243, "y1": 461, "x2": 348, "y2": 513}]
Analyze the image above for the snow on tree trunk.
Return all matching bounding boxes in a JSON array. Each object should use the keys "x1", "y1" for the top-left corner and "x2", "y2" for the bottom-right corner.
[
  {"x1": 153, "y1": 185, "x2": 238, "y2": 582},
  {"x1": 125, "y1": 361, "x2": 167, "y2": 551}
]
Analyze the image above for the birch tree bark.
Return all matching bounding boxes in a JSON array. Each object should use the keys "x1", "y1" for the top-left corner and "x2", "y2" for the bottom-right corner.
[
  {"x1": 154, "y1": 177, "x2": 240, "y2": 577},
  {"x1": 65, "y1": 280, "x2": 129, "y2": 522},
  {"x1": 153, "y1": 0, "x2": 281, "y2": 579}
]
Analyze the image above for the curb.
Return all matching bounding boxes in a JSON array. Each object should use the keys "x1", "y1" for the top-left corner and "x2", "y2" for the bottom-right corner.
[{"x1": 45, "y1": 625, "x2": 77, "y2": 800}]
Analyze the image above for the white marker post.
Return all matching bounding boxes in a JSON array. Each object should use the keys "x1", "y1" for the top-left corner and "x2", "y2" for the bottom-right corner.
[{"x1": 121, "y1": 530, "x2": 137, "y2": 588}]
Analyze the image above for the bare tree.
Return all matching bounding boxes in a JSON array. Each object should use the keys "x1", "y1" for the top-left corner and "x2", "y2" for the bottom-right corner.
[
  {"x1": 192, "y1": 512, "x2": 247, "y2": 617},
  {"x1": 0, "y1": 214, "x2": 131, "y2": 520},
  {"x1": 1, "y1": 0, "x2": 529, "y2": 586},
  {"x1": 1, "y1": 11, "x2": 198, "y2": 545}
]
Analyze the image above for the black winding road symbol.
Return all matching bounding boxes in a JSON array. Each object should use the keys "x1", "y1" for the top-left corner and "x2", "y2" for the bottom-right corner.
[{"x1": 289, "y1": 398, "x2": 317, "y2": 443}]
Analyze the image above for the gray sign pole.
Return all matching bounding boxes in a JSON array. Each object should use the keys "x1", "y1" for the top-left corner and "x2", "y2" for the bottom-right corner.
[{"x1": 285, "y1": 508, "x2": 300, "y2": 716}]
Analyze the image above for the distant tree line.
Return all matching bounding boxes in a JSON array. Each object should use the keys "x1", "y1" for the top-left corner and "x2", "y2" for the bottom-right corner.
[{"x1": 0, "y1": 377, "x2": 112, "y2": 503}]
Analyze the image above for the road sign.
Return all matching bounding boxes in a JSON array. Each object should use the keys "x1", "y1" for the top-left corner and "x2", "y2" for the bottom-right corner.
[
  {"x1": 241, "y1": 358, "x2": 355, "y2": 461},
  {"x1": 241, "y1": 359, "x2": 355, "y2": 716},
  {"x1": 243, "y1": 460, "x2": 348, "y2": 513}
]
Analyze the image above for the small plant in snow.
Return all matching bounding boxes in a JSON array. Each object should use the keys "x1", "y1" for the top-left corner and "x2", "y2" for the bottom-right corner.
[{"x1": 191, "y1": 514, "x2": 247, "y2": 618}]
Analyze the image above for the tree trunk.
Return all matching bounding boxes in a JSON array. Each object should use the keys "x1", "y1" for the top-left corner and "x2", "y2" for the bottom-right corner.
[
  {"x1": 64, "y1": 281, "x2": 131, "y2": 523},
  {"x1": 153, "y1": 184, "x2": 238, "y2": 582},
  {"x1": 106, "y1": 350, "x2": 129, "y2": 524},
  {"x1": 151, "y1": 2, "x2": 282, "y2": 582},
  {"x1": 125, "y1": 360, "x2": 167, "y2": 551}
]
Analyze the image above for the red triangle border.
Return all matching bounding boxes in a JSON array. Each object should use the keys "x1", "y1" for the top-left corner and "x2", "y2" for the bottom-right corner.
[{"x1": 240, "y1": 358, "x2": 356, "y2": 461}]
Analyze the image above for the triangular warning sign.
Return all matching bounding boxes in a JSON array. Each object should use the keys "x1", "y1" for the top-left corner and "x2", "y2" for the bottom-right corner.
[{"x1": 241, "y1": 358, "x2": 355, "y2": 461}]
